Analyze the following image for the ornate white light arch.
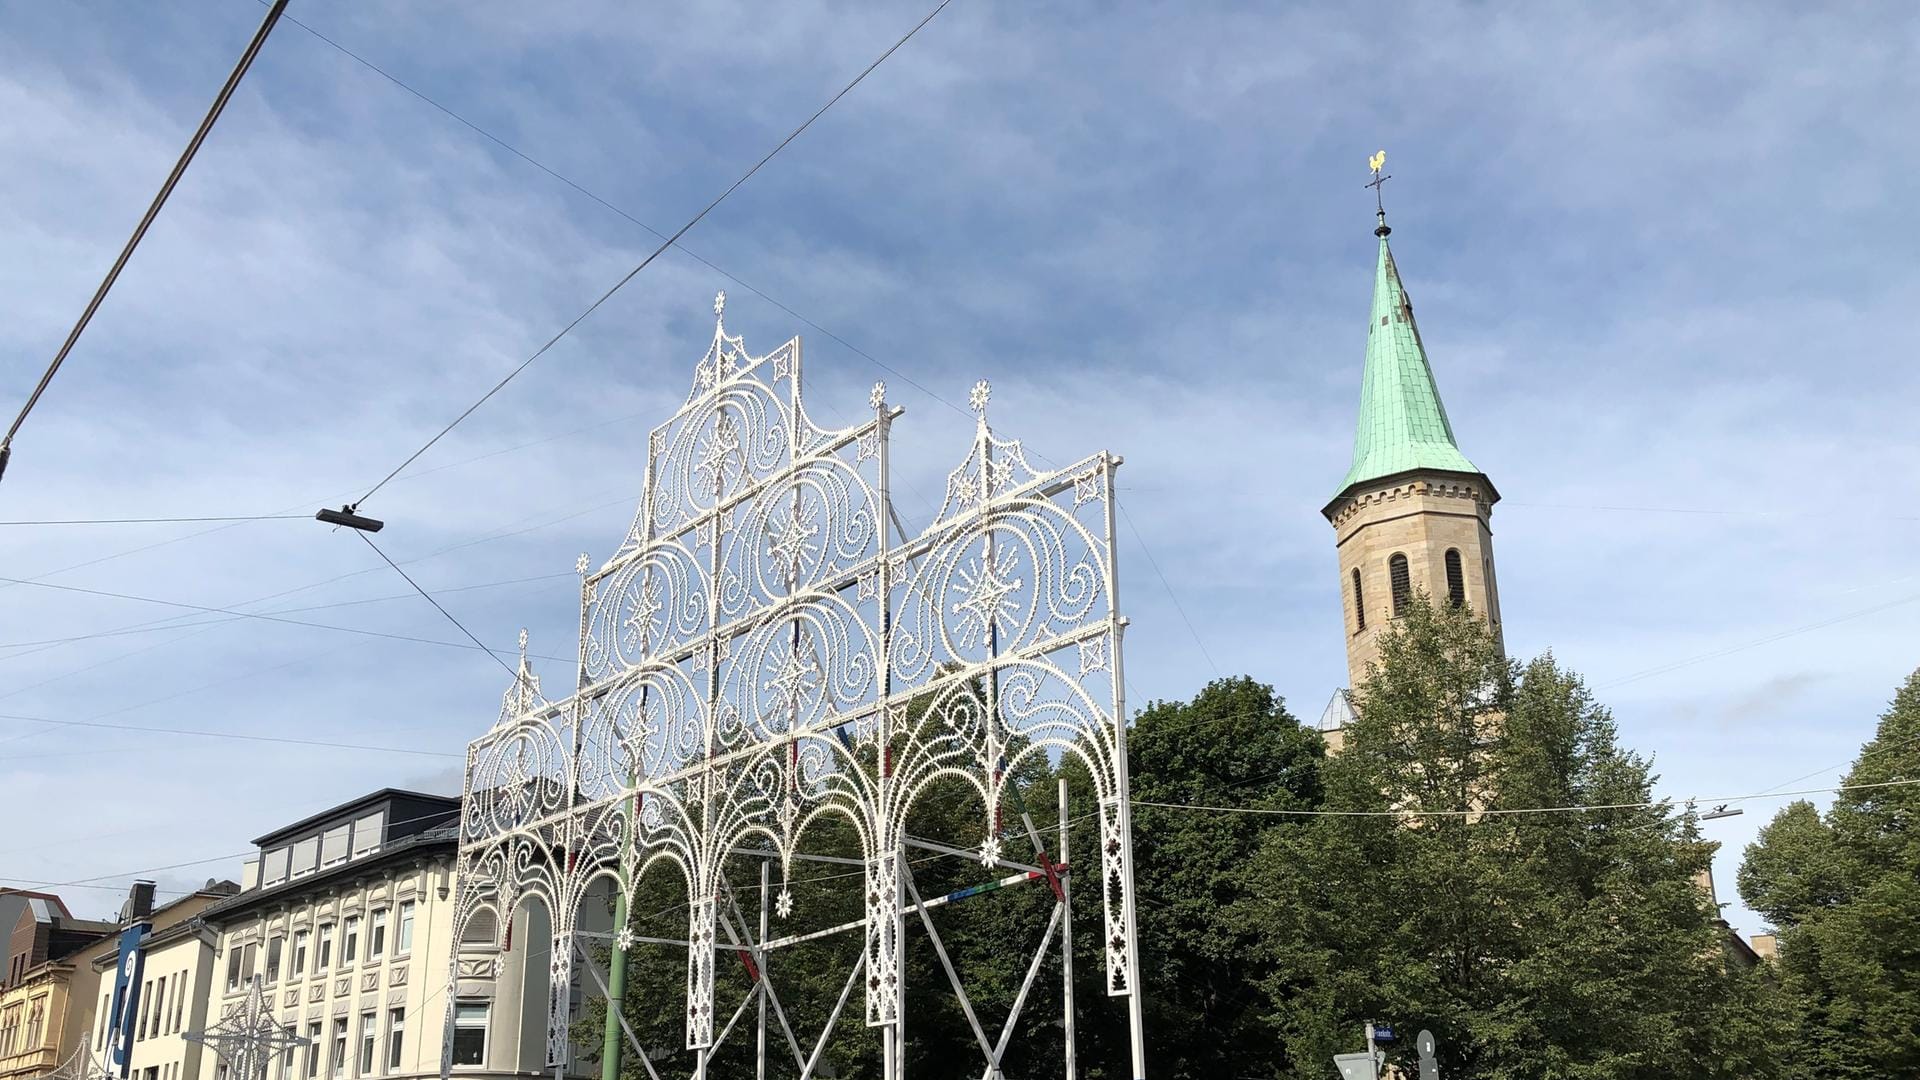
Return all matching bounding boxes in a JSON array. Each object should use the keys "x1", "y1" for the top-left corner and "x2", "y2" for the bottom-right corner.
[{"x1": 445, "y1": 295, "x2": 1144, "y2": 1078}]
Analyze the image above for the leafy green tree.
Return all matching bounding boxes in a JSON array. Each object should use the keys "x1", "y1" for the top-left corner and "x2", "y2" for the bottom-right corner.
[
  {"x1": 1737, "y1": 668, "x2": 1920, "y2": 1078},
  {"x1": 1245, "y1": 598, "x2": 1781, "y2": 1080}
]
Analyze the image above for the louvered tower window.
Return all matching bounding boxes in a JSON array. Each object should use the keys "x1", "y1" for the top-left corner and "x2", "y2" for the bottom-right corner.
[
  {"x1": 1389, "y1": 554, "x2": 1411, "y2": 617},
  {"x1": 1351, "y1": 569, "x2": 1366, "y2": 632},
  {"x1": 1445, "y1": 549, "x2": 1466, "y2": 608}
]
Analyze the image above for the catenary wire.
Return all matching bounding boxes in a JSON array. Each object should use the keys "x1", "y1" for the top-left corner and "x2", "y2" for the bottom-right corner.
[
  {"x1": 0, "y1": 572, "x2": 573, "y2": 651},
  {"x1": 0, "y1": 514, "x2": 307, "y2": 526},
  {"x1": 0, "y1": 574, "x2": 568, "y2": 664},
  {"x1": 0, "y1": 1, "x2": 290, "y2": 479},
  {"x1": 350, "y1": 0, "x2": 959, "y2": 508},
  {"x1": 270, "y1": 7, "x2": 969, "y2": 425},
  {"x1": 1133, "y1": 777, "x2": 1920, "y2": 820},
  {"x1": 357, "y1": 532, "x2": 527, "y2": 685}
]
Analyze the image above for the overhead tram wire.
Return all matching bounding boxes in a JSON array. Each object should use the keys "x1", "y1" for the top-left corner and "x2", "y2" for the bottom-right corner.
[
  {"x1": 338, "y1": 0, "x2": 960, "y2": 519},
  {"x1": 1133, "y1": 777, "x2": 1920, "y2": 820},
  {"x1": 0, "y1": 709, "x2": 457, "y2": 759},
  {"x1": 355, "y1": 532, "x2": 525, "y2": 685},
  {"x1": 0, "y1": 1, "x2": 290, "y2": 486},
  {"x1": 270, "y1": 5, "x2": 970, "y2": 424},
  {"x1": 0, "y1": 574, "x2": 569, "y2": 665},
  {"x1": 0, "y1": 513, "x2": 307, "y2": 527}
]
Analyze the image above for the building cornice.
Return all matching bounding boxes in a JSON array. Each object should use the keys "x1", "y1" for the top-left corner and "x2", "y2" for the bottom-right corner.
[{"x1": 1322, "y1": 467, "x2": 1499, "y2": 528}]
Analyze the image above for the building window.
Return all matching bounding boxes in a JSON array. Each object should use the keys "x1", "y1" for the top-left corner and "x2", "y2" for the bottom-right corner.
[
  {"x1": 352, "y1": 813, "x2": 385, "y2": 859},
  {"x1": 330, "y1": 1018, "x2": 348, "y2": 1079},
  {"x1": 1445, "y1": 548, "x2": 1465, "y2": 608},
  {"x1": 279, "y1": 1041, "x2": 295, "y2": 1080},
  {"x1": 385, "y1": 1010, "x2": 404, "y2": 1072},
  {"x1": 266, "y1": 937, "x2": 284, "y2": 984},
  {"x1": 358, "y1": 1012, "x2": 377, "y2": 1076},
  {"x1": 98, "y1": 992, "x2": 112, "y2": 1046},
  {"x1": 395, "y1": 903, "x2": 415, "y2": 956},
  {"x1": 138, "y1": 980, "x2": 153, "y2": 1039},
  {"x1": 342, "y1": 918, "x2": 360, "y2": 967},
  {"x1": 459, "y1": 911, "x2": 497, "y2": 948},
  {"x1": 292, "y1": 931, "x2": 310, "y2": 977},
  {"x1": 225, "y1": 948, "x2": 242, "y2": 993},
  {"x1": 316, "y1": 926, "x2": 334, "y2": 972},
  {"x1": 367, "y1": 912, "x2": 387, "y2": 961},
  {"x1": 321, "y1": 826, "x2": 351, "y2": 869},
  {"x1": 449, "y1": 1002, "x2": 487, "y2": 1067},
  {"x1": 25, "y1": 1002, "x2": 43, "y2": 1049},
  {"x1": 304, "y1": 1023, "x2": 322, "y2": 1079},
  {"x1": 243, "y1": 943, "x2": 258, "y2": 985},
  {"x1": 145, "y1": 976, "x2": 163, "y2": 1037},
  {"x1": 1389, "y1": 553, "x2": 1411, "y2": 617},
  {"x1": 1350, "y1": 569, "x2": 1365, "y2": 632},
  {"x1": 290, "y1": 837, "x2": 319, "y2": 879},
  {"x1": 263, "y1": 846, "x2": 292, "y2": 888},
  {"x1": 172, "y1": 972, "x2": 186, "y2": 1032}
]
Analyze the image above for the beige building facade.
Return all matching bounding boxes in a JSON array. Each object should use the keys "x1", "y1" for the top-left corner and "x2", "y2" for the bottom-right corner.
[{"x1": 195, "y1": 790, "x2": 556, "y2": 1080}]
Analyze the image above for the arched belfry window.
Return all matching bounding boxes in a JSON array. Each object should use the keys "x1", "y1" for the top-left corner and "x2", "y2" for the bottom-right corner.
[
  {"x1": 1445, "y1": 549, "x2": 1466, "y2": 608},
  {"x1": 1389, "y1": 554, "x2": 1411, "y2": 617},
  {"x1": 1351, "y1": 569, "x2": 1366, "y2": 632}
]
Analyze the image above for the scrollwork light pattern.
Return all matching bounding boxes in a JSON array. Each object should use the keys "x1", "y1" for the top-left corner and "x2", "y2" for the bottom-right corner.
[{"x1": 447, "y1": 300, "x2": 1140, "y2": 1071}]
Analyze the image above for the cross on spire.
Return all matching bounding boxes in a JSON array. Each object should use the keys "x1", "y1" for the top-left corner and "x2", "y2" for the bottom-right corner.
[{"x1": 1365, "y1": 149, "x2": 1392, "y2": 237}]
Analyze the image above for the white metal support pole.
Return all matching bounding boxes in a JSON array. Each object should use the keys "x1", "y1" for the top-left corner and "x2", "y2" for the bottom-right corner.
[
  {"x1": 895, "y1": 842, "x2": 908, "y2": 1080},
  {"x1": 1103, "y1": 457, "x2": 1148, "y2": 1080},
  {"x1": 1059, "y1": 778, "x2": 1077, "y2": 1080},
  {"x1": 757, "y1": 860, "x2": 769, "y2": 1080}
]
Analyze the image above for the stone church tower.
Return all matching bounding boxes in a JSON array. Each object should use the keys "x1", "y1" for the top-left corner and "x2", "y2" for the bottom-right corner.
[{"x1": 1323, "y1": 205, "x2": 1504, "y2": 698}]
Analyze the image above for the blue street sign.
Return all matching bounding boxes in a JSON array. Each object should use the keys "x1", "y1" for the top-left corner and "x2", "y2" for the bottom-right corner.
[{"x1": 1374, "y1": 1025, "x2": 1396, "y2": 1042}]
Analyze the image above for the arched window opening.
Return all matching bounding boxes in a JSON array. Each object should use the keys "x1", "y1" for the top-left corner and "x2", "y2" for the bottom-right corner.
[
  {"x1": 1389, "y1": 553, "x2": 1411, "y2": 617},
  {"x1": 1351, "y1": 569, "x2": 1366, "y2": 632},
  {"x1": 1445, "y1": 549, "x2": 1466, "y2": 608}
]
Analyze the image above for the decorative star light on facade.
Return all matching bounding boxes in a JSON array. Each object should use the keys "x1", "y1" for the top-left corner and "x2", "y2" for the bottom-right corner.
[
  {"x1": 869, "y1": 381, "x2": 887, "y2": 411},
  {"x1": 623, "y1": 574, "x2": 664, "y2": 652},
  {"x1": 614, "y1": 926, "x2": 636, "y2": 951},
  {"x1": 979, "y1": 835, "x2": 1003, "y2": 869},
  {"x1": 766, "y1": 500, "x2": 819, "y2": 581},
  {"x1": 775, "y1": 888, "x2": 794, "y2": 920},
  {"x1": 969, "y1": 379, "x2": 991, "y2": 415},
  {"x1": 183, "y1": 976, "x2": 308, "y2": 1080},
  {"x1": 575, "y1": 552, "x2": 591, "y2": 575},
  {"x1": 950, "y1": 546, "x2": 1024, "y2": 647},
  {"x1": 764, "y1": 644, "x2": 821, "y2": 723},
  {"x1": 695, "y1": 413, "x2": 743, "y2": 497},
  {"x1": 713, "y1": 290, "x2": 726, "y2": 318}
]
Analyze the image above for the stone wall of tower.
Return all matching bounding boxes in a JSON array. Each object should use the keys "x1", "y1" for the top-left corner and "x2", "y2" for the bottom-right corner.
[{"x1": 1327, "y1": 470, "x2": 1502, "y2": 687}]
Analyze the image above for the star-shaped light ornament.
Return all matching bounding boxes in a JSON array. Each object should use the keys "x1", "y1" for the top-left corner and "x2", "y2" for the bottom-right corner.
[
  {"x1": 183, "y1": 976, "x2": 309, "y2": 1080},
  {"x1": 869, "y1": 381, "x2": 887, "y2": 411},
  {"x1": 969, "y1": 379, "x2": 992, "y2": 415},
  {"x1": 714, "y1": 290, "x2": 727, "y2": 319},
  {"x1": 775, "y1": 888, "x2": 794, "y2": 920},
  {"x1": 979, "y1": 835, "x2": 1004, "y2": 869},
  {"x1": 576, "y1": 553, "x2": 591, "y2": 576},
  {"x1": 614, "y1": 926, "x2": 636, "y2": 951}
]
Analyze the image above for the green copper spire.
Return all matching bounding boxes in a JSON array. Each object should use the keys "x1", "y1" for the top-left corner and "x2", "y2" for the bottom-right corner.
[{"x1": 1331, "y1": 209, "x2": 1480, "y2": 499}]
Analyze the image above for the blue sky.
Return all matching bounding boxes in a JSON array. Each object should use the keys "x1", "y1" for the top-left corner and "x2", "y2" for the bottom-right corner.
[{"x1": 2, "y1": 1, "x2": 1916, "y2": 941}]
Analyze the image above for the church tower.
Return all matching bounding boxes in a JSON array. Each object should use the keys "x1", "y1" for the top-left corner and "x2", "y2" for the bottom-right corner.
[{"x1": 1323, "y1": 200, "x2": 1503, "y2": 691}]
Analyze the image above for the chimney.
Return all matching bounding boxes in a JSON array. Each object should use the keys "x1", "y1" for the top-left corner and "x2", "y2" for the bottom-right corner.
[{"x1": 124, "y1": 880, "x2": 156, "y2": 923}]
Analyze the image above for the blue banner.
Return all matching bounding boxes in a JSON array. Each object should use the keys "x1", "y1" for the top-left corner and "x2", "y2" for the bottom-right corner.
[{"x1": 105, "y1": 922, "x2": 151, "y2": 1078}]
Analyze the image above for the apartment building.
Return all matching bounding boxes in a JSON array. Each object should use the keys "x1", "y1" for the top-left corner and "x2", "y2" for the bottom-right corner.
[{"x1": 193, "y1": 791, "x2": 552, "y2": 1080}]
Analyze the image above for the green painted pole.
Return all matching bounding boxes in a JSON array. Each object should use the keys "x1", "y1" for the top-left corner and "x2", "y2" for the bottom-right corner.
[{"x1": 600, "y1": 788, "x2": 636, "y2": 1080}]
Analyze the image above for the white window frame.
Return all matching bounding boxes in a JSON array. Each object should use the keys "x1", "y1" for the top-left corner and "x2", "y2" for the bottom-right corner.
[{"x1": 449, "y1": 1001, "x2": 488, "y2": 1069}]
